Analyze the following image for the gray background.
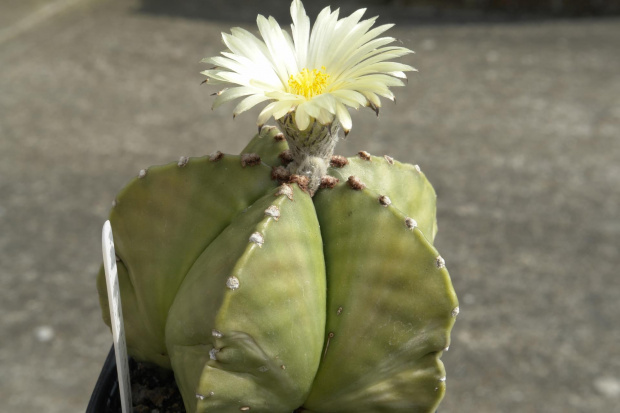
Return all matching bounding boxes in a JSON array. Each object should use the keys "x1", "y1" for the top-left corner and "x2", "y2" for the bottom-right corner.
[{"x1": 1, "y1": 0, "x2": 619, "y2": 412}]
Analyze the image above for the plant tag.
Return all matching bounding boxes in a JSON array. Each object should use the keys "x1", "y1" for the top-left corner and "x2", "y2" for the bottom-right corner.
[{"x1": 102, "y1": 220, "x2": 132, "y2": 412}]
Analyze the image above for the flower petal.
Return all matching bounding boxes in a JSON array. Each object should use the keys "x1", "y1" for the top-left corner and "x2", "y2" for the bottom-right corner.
[
  {"x1": 329, "y1": 89, "x2": 367, "y2": 109},
  {"x1": 290, "y1": 0, "x2": 310, "y2": 68},
  {"x1": 307, "y1": 6, "x2": 339, "y2": 70},
  {"x1": 257, "y1": 15, "x2": 298, "y2": 81},
  {"x1": 322, "y1": 8, "x2": 367, "y2": 69},
  {"x1": 335, "y1": 101, "x2": 352, "y2": 132},
  {"x1": 311, "y1": 93, "x2": 337, "y2": 114},
  {"x1": 302, "y1": 100, "x2": 322, "y2": 119},
  {"x1": 344, "y1": 62, "x2": 415, "y2": 80},
  {"x1": 201, "y1": 0, "x2": 415, "y2": 131},
  {"x1": 212, "y1": 86, "x2": 258, "y2": 109},
  {"x1": 333, "y1": 43, "x2": 411, "y2": 79},
  {"x1": 295, "y1": 102, "x2": 312, "y2": 130},
  {"x1": 361, "y1": 91, "x2": 382, "y2": 108},
  {"x1": 316, "y1": 107, "x2": 334, "y2": 125},
  {"x1": 233, "y1": 94, "x2": 271, "y2": 117},
  {"x1": 257, "y1": 100, "x2": 296, "y2": 126},
  {"x1": 272, "y1": 101, "x2": 296, "y2": 120},
  {"x1": 257, "y1": 101, "x2": 280, "y2": 126}
]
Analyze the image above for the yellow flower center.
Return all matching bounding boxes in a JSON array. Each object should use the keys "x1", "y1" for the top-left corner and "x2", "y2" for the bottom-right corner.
[{"x1": 288, "y1": 66, "x2": 329, "y2": 98}]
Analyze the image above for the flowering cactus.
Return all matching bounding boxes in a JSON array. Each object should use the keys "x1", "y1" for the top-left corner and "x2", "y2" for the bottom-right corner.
[{"x1": 97, "y1": 1, "x2": 458, "y2": 412}]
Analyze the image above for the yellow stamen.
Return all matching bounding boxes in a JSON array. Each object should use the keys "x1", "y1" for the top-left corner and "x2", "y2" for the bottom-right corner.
[{"x1": 288, "y1": 66, "x2": 329, "y2": 98}]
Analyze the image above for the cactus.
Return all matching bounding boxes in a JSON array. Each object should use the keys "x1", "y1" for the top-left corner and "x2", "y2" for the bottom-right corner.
[
  {"x1": 97, "y1": 1, "x2": 458, "y2": 411},
  {"x1": 97, "y1": 127, "x2": 457, "y2": 412}
]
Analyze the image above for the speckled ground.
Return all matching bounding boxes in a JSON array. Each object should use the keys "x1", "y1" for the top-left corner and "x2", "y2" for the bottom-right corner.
[{"x1": 1, "y1": 1, "x2": 619, "y2": 412}]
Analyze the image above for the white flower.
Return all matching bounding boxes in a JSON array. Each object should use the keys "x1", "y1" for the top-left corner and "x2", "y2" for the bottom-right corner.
[{"x1": 201, "y1": 0, "x2": 415, "y2": 134}]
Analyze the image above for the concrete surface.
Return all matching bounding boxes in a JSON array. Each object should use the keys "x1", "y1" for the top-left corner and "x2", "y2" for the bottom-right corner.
[{"x1": 1, "y1": 0, "x2": 619, "y2": 412}]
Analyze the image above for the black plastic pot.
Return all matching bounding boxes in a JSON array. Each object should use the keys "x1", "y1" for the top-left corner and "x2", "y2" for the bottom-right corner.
[
  {"x1": 86, "y1": 346, "x2": 122, "y2": 413},
  {"x1": 87, "y1": 347, "x2": 439, "y2": 412}
]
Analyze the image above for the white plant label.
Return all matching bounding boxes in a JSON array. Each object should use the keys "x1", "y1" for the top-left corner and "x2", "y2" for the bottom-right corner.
[{"x1": 102, "y1": 220, "x2": 132, "y2": 412}]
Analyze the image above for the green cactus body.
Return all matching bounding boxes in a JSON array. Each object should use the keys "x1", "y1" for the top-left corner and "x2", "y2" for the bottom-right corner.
[
  {"x1": 326, "y1": 155, "x2": 439, "y2": 242},
  {"x1": 97, "y1": 152, "x2": 280, "y2": 367},
  {"x1": 166, "y1": 184, "x2": 325, "y2": 412},
  {"x1": 239, "y1": 125, "x2": 289, "y2": 166},
  {"x1": 97, "y1": 128, "x2": 458, "y2": 412},
  {"x1": 304, "y1": 174, "x2": 457, "y2": 412}
]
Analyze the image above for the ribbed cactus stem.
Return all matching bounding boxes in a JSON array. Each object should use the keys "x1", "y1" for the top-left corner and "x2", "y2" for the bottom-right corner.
[{"x1": 277, "y1": 113, "x2": 340, "y2": 196}]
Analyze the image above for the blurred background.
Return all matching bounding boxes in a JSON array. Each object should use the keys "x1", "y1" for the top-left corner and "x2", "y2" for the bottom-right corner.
[{"x1": 1, "y1": 0, "x2": 619, "y2": 412}]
